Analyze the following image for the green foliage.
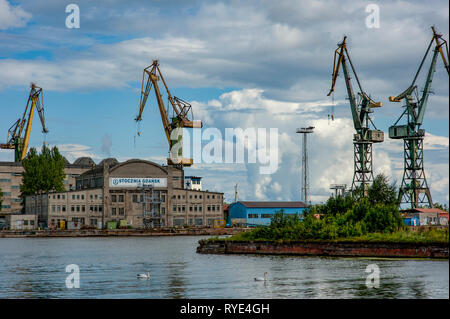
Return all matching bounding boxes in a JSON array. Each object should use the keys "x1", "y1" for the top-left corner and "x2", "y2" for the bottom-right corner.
[
  {"x1": 21, "y1": 145, "x2": 66, "y2": 197},
  {"x1": 367, "y1": 173, "x2": 399, "y2": 206},
  {"x1": 228, "y1": 174, "x2": 407, "y2": 242}
]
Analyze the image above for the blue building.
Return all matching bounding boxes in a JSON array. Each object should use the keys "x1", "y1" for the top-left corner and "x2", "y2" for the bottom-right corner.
[{"x1": 228, "y1": 201, "x2": 308, "y2": 227}]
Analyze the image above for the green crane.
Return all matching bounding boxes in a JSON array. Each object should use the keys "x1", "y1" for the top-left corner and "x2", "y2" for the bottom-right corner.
[
  {"x1": 389, "y1": 27, "x2": 449, "y2": 209},
  {"x1": 327, "y1": 36, "x2": 384, "y2": 196}
]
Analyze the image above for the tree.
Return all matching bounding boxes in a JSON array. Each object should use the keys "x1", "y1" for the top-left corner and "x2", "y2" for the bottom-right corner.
[
  {"x1": 21, "y1": 145, "x2": 66, "y2": 197},
  {"x1": 367, "y1": 173, "x2": 399, "y2": 206}
]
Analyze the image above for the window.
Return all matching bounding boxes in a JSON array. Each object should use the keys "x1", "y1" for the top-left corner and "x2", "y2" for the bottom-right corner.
[
  {"x1": 62, "y1": 205, "x2": 66, "y2": 212},
  {"x1": 52, "y1": 205, "x2": 56, "y2": 212},
  {"x1": 119, "y1": 195, "x2": 124, "y2": 202},
  {"x1": 216, "y1": 205, "x2": 220, "y2": 211},
  {"x1": 112, "y1": 207, "x2": 117, "y2": 216},
  {"x1": 57, "y1": 194, "x2": 60, "y2": 199},
  {"x1": 261, "y1": 214, "x2": 271, "y2": 218},
  {"x1": 24, "y1": 220, "x2": 28, "y2": 225},
  {"x1": 76, "y1": 205, "x2": 80, "y2": 212},
  {"x1": 207, "y1": 205, "x2": 211, "y2": 212},
  {"x1": 132, "y1": 194, "x2": 138, "y2": 203},
  {"x1": 190, "y1": 206, "x2": 193, "y2": 212},
  {"x1": 248, "y1": 214, "x2": 258, "y2": 218},
  {"x1": 62, "y1": 194, "x2": 65, "y2": 200},
  {"x1": 90, "y1": 205, "x2": 93, "y2": 212},
  {"x1": 195, "y1": 218, "x2": 203, "y2": 226},
  {"x1": 30, "y1": 220, "x2": 35, "y2": 226},
  {"x1": 90, "y1": 195, "x2": 93, "y2": 200},
  {"x1": 199, "y1": 195, "x2": 202, "y2": 199},
  {"x1": 81, "y1": 195, "x2": 85, "y2": 200},
  {"x1": 182, "y1": 195, "x2": 185, "y2": 199},
  {"x1": 194, "y1": 195, "x2": 197, "y2": 199},
  {"x1": 119, "y1": 207, "x2": 124, "y2": 215},
  {"x1": 71, "y1": 206, "x2": 75, "y2": 212},
  {"x1": 57, "y1": 205, "x2": 61, "y2": 212},
  {"x1": 212, "y1": 206, "x2": 215, "y2": 211},
  {"x1": 82, "y1": 205, "x2": 86, "y2": 212},
  {"x1": 173, "y1": 205, "x2": 177, "y2": 212},
  {"x1": 189, "y1": 195, "x2": 192, "y2": 199},
  {"x1": 95, "y1": 194, "x2": 98, "y2": 200},
  {"x1": 99, "y1": 206, "x2": 102, "y2": 212},
  {"x1": 72, "y1": 195, "x2": 75, "y2": 200},
  {"x1": 178, "y1": 195, "x2": 181, "y2": 199},
  {"x1": 111, "y1": 195, "x2": 117, "y2": 202},
  {"x1": 199, "y1": 205, "x2": 202, "y2": 212},
  {"x1": 207, "y1": 195, "x2": 210, "y2": 199},
  {"x1": 182, "y1": 205, "x2": 186, "y2": 212},
  {"x1": 212, "y1": 195, "x2": 215, "y2": 199},
  {"x1": 178, "y1": 205, "x2": 181, "y2": 212},
  {"x1": 77, "y1": 195, "x2": 80, "y2": 200}
]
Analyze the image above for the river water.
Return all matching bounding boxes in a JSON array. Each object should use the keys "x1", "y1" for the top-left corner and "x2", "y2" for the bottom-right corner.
[{"x1": 0, "y1": 236, "x2": 448, "y2": 299}]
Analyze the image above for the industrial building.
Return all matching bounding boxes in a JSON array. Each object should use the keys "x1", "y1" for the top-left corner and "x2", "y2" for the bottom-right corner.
[
  {"x1": 0, "y1": 158, "x2": 93, "y2": 227},
  {"x1": 24, "y1": 158, "x2": 224, "y2": 229},
  {"x1": 228, "y1": 201, "x2": 308, "y2": 227},
  {"x1": 403, "y1": 208, "x2": 449, "y2": 226}
]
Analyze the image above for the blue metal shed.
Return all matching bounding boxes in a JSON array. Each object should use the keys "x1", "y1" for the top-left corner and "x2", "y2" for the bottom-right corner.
[{"x1": 228, "y1": 201, "x2": 308, "y2": 227}]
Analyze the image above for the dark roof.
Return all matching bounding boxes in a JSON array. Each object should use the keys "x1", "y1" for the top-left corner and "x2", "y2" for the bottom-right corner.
[
  {"x1": 98, "y1": 158, "x2": 119, "y2": 167},
  {"x1": 73, "y1": 157, "x2": 96, "y2": 166},
  {"x1": 238, "y1": 201, "x2": 308, "y2": 208}
]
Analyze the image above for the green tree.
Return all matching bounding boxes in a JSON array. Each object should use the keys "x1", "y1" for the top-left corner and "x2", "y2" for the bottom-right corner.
[
  {"x1": 21, "y1": 145, "x2": 66, "y2": 197},
  {"x1": 367, "y1": 173, "x2": 399, "y2": 206}
]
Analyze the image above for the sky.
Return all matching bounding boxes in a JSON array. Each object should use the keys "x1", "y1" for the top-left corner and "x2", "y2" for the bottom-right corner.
[{"x1": 0, "y1": 0, "x2": 448, "y2": 206}]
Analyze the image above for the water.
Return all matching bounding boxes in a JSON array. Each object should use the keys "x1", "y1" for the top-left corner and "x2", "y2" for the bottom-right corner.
[{"x1": 0, "y1": 236, "x2": 448, "y2": 299}]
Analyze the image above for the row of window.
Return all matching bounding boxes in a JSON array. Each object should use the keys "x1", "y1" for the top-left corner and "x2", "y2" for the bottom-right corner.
[
  {"x1": 172, "y1": 204, "x2": 221, "y2": 213},
  {"x1": 21, "y1": 220, "x2": 35, "y2": 226},
  {"x1": 51, "y1": 205, "x2": 103, "y2": 213},
  {"x1": 172, "y1": 193, "x2": 220, "y2": 200},
  {"x1": 248, "y1": 214, "x2": 273, "y2": 219},
  {"x1": 50, "y1": 193, "x2": 102, "y2": 200},
  {"x1": 0, "y1": 178, "x2": 11, "y2": 183}
]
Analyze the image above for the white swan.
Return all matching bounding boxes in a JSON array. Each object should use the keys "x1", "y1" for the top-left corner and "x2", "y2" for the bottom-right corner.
[
  {"x1": 254, "y1": 272, "x2": 268, "y2": 281},
  {"x1": 137, "y1": 271, "x2": 150, "y2": 280}
]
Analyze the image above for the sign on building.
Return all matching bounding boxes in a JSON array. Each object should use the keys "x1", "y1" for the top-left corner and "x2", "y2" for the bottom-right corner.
[{"x1": 109, "y1": 177, "x2": 167, "y2": 188}]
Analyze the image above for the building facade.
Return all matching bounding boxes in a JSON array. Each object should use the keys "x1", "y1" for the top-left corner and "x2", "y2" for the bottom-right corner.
[
  {"x1": 403, "y1": 208, "x2": 449, "y2": 226},
  {"x1": 228, "y1": 201, "x2": 308, "y2": 227},
  {"x1": 0, "y1": 158, "x2": 94, "y2": 227},
  {"x1": 25, "y1": 159, "x2": 224, "y2": 229}
]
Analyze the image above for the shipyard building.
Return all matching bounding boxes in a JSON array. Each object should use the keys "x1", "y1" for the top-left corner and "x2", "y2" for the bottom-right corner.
[
  {"x1": 24, "y1": 158, "x2": 224, "y2": 229},
  {"x1": 0, "y1": 158, "x2": 93, "y2": 227}
]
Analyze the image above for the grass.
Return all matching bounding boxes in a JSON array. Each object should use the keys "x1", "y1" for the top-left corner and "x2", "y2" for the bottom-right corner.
[{"x1": 204, "y1": 228, "x2": 449, "y2": 245}]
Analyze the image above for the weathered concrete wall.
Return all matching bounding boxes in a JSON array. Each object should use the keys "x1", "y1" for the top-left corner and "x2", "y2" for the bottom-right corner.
[{"x1": 197, "y1": 240, "x2": 449, "y2": 259}]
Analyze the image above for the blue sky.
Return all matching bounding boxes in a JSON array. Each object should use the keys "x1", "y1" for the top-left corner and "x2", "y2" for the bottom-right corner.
[{"x1": 0, "y1": 0, "x2": 448, "y2": 205}]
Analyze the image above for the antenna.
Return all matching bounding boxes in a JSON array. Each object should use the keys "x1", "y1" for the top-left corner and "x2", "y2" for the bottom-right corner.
[{"x1": 234, "y1": 184, "x2": 238, "y2": 203}]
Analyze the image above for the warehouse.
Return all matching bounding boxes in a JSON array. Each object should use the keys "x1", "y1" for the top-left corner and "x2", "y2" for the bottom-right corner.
[
  {"x1": 228, "y1": 201, "x2": 308, "y2": 227},
  {"x1": 25, "y1": 158, "x2": 224, "y2": 229}
]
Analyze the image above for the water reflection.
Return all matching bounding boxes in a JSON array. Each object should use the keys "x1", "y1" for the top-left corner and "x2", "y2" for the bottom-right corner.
[{"x1": 0, "y1": 237, "x2": 447, "y2": 299}]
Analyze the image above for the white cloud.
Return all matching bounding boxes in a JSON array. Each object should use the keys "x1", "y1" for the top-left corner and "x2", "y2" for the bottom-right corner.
[{"x1": 0, "y1": 0, "x2": 31, "y2": 30}]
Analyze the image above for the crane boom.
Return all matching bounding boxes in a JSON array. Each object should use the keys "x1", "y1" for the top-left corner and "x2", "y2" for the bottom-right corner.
[
  {"x1": 388, "y1": 26, "x2": 449, "y2": 209},
  {"x1": 135, "y1": 60, "x2": 202, "y2": 167},
  {"x1": 327, "y1": 36, "x2": 384, "y2": 196},
  {"x1": 0, "y1": 83, "x2": 48, "y2": 161}
]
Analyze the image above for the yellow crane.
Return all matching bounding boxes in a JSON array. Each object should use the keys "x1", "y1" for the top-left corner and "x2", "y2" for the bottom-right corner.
[
  {"x1": 0, "y1": 83, "x2": 48, "y2": 162},
  {"x1": 135, "y1": 60, "x2": 202, "y2": 167}
]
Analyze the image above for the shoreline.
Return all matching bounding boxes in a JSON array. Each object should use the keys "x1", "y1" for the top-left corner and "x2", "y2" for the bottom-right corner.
[
  {"x1": 0, "y1": 227, "x2": 248, "y2": 238},
  {"x1": 196, "y1": 239, "x2": 449, "y2": 259}
]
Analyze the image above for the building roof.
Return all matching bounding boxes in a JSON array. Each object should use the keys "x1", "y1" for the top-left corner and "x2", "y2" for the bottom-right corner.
[
  {"x1": 412, "y1": 208, "x2": 448, "y2": 214},
  {"x1": 73, "y1": 157, "x2": 96, "y2": 166},
  {"x1": 237, "y1": 201, "x2": 308, "y2": 208},
  {"x1": 98, "y1": 158, "x2": 119, "y2": 167}
]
